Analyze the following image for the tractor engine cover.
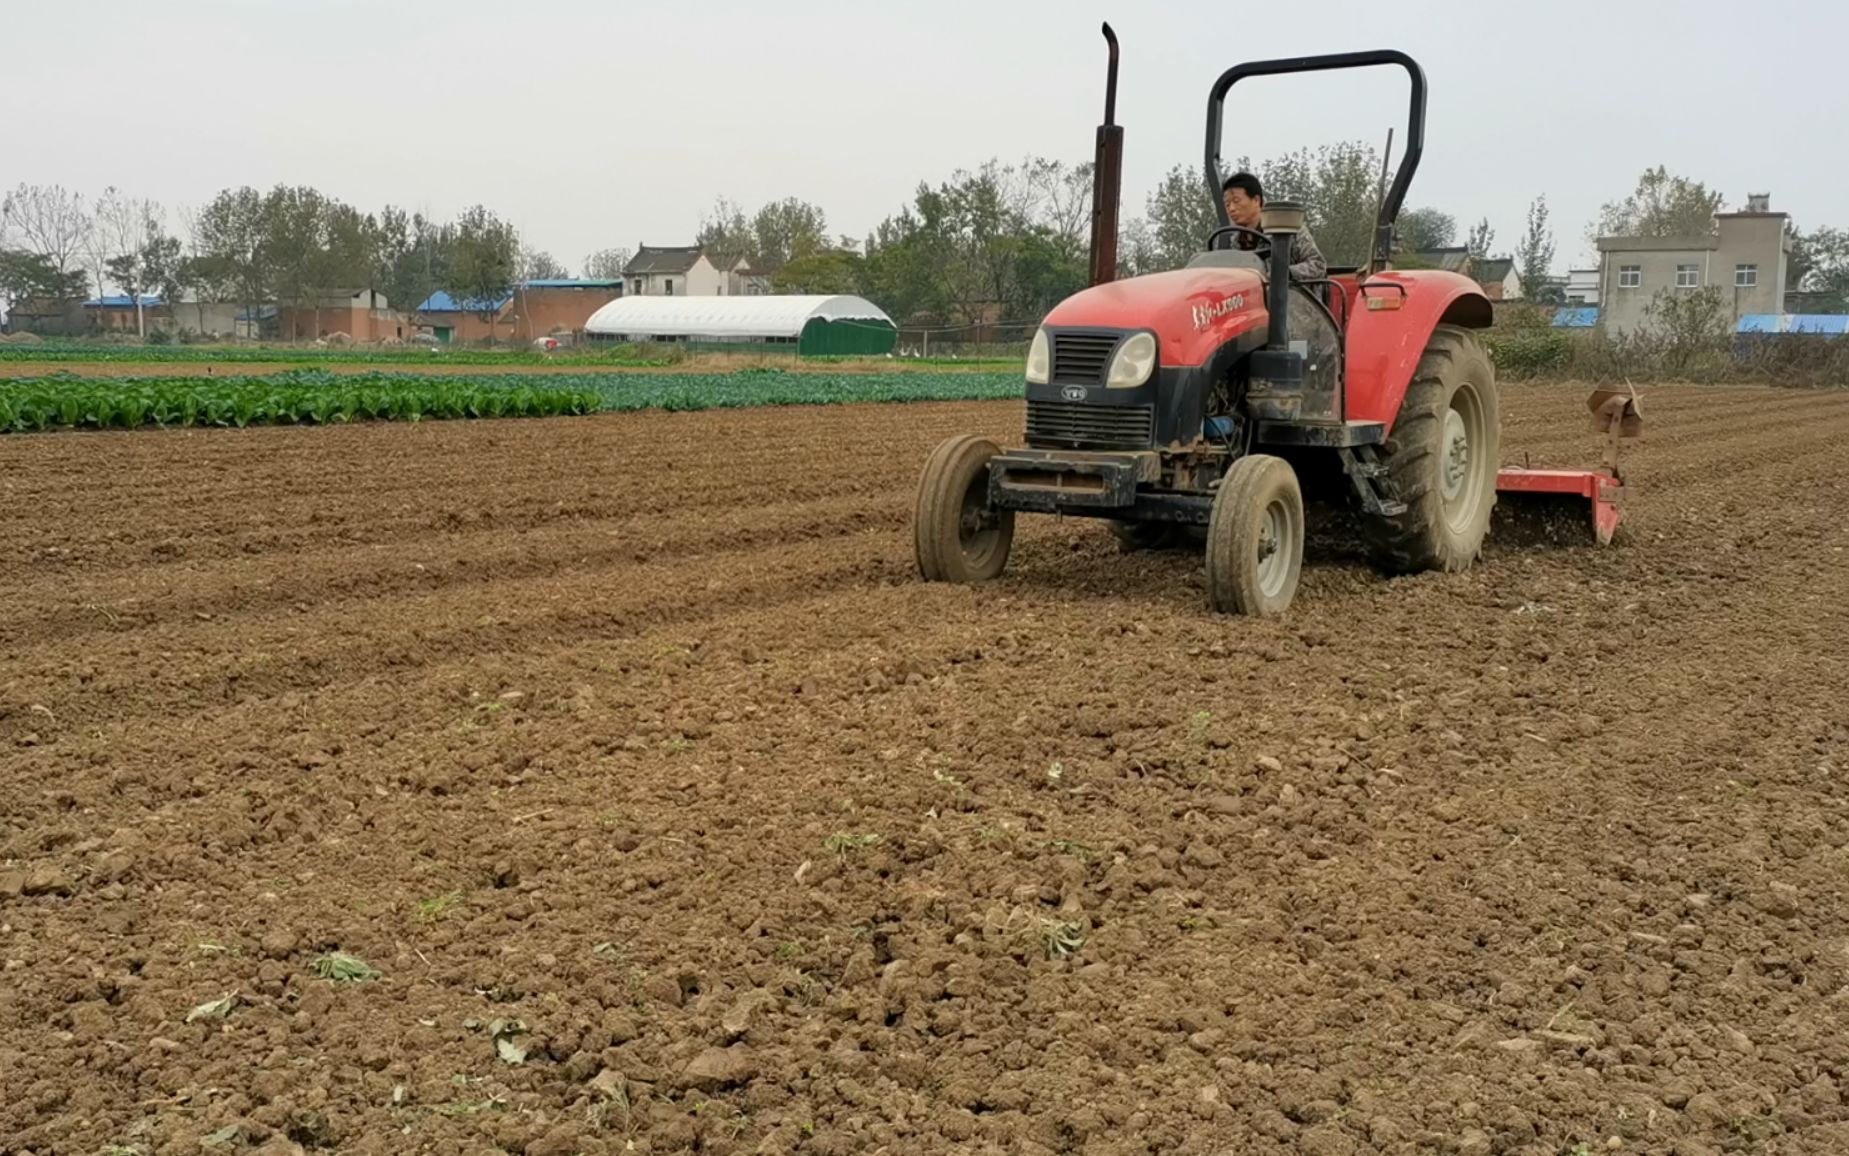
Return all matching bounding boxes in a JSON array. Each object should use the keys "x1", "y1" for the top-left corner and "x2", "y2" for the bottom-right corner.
[
  {"x1": 1041, "y1": 266, "x2": 1268, "y2": 369},
  {"x1": 1030, "y1": 267, "x2": 1271, "y2": 450}
]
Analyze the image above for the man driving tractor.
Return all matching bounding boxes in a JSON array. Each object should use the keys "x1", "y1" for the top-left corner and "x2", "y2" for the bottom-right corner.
[{"x1": 1222, "y1": 172, "x2": 1327, "y2": 281}]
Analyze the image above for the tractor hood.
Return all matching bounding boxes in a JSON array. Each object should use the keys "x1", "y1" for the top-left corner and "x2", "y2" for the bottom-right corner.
[{"x1": 1043, "y1": 266, "x2": 1268, "y2": 368}]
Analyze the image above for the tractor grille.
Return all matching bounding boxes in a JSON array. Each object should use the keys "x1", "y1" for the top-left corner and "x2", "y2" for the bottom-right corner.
[
  {"x1": 1051, "y1": 332, "x2": 1119, "y2": 384},
  {"x1": 1025, "y1": 400, "x2": 1154, "y2": 449}
]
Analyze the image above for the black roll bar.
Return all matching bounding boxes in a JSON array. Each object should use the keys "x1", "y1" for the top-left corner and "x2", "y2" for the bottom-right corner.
[{"x1": 1203, "y1": 50, "x2": 1427, "y2": 268}]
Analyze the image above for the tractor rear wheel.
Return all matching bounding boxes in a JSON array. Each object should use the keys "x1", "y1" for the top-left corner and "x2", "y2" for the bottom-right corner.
[
  {"x1": 1365, "y1": 324, "x2": 1501, "y2": 573},
  {"x1": 1204, "y1": 454, "x2": 1304, "y2": 616},
  {"x1": 915, "y1": 434, "x2": 1014, "y2": 583}
]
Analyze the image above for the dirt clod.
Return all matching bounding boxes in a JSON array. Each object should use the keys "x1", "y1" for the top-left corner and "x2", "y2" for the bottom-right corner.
[
  {"x1": 1756, "y1": 882, "x2": 1801, "y2": 919},
  {"x1": 22, "y1": 867, "x2": 73, "y2": 896},
  {"x1": 682, "y1": 1046, "x2": 757, "y2": 1091}
]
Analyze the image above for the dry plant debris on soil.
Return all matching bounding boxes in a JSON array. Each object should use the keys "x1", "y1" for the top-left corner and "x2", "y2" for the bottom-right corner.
[{"x1": 1, "y1": 381, "x2": 1847, "y2": 1155}]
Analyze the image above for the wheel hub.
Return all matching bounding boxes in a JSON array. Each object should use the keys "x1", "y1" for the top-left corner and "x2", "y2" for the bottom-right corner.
[
  {"x1": 961, "y1": 507, "x2": 995, "y2": 538},
  {"x1": 1441, "y1": 407, "x2": 1470, "y2": 501},
  {"x1": 1256, "y1": 499, "x2": 1289, "y2": 598}
]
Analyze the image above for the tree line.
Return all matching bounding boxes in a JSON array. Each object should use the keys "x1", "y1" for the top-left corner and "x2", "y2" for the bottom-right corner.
[{"x1": 5, "y1": 159, "x2": 1845, "y2": 338}]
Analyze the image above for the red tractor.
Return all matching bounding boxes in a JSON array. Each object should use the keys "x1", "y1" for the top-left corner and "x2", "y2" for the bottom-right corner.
[{"x1": 915, "y1": 30, "x2": 1632, "y2": 615}]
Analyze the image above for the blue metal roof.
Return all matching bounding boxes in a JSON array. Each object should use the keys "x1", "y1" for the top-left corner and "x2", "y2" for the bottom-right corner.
[
  {"x1": 1736, "y1": 313, "x2": 1849, "y2": 335},
  {"x1": 84, "y1": 295, "x2": 162, "y2": 308},
  {"x1": 1551, "y1": 307, "x2": 1599, "y2": 329},
  {"x1": 523, "y1": 278, "x2": 621, "y2": 288},
  {"x1": 235, "y1": 305, "x2": 279, "y2": 322},
  {"x1": 415, "y1": 290, "x2": 514, "y2": 314}
]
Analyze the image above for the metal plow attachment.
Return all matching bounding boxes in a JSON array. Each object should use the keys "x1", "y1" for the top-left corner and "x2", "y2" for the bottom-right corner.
[{"x1": 1493, "y1": 386, "x2": 1642, "y2": 548}]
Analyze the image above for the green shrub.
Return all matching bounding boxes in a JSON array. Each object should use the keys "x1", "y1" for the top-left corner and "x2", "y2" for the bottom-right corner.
[{"x1": 1485, "y1": 329, "x2": 1572, "y2": 379}]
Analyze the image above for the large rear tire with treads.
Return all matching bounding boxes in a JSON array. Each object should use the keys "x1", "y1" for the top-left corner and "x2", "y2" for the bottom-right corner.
[{"x1": 1365, "y1": 324, "x2": 1500, "y2": 574}]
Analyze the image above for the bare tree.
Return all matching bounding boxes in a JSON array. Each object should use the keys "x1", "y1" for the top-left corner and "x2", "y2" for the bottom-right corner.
[
  {"x1": 518, "y1": 248, "x2": 569, "y2": 280},
  {"x1": 1021, "y1": 157, "x2": 1094, "y2": 256},
  {"x1": 2, "y1": 183, "x2": 92, "y2": 285},
  {"x1": 582, "y1": 246, "x2": 633, "y2": 280},
  {"x1": 87, "y1": 188, "x2": 166, "y2": 301}
]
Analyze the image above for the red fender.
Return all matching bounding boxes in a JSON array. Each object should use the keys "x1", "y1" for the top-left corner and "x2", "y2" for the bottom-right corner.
[{"x1": 1341, "y1": 269, "x2": 1492, "y2": 428}]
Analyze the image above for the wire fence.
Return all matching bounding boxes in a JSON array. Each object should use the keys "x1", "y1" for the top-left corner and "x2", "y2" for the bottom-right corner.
[{"x1": 892, "y1": 322, "x2": 1034, "y2": 362}]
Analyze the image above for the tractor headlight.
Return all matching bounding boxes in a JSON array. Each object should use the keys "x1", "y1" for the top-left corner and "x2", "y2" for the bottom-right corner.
[
  {"x1": 1025, "y1": 328, "x2": 1051, "y2": 385},
  {"x1": 1105, "y1": 331, "x2": 1157, "y2": 388}
]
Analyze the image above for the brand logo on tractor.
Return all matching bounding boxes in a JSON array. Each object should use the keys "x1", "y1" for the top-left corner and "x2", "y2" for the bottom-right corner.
[
  {"x1": 1191, "y1": 295, "x2": 1246, "y2": 331},
  {"x1": 1060, "y1": 385, "x2": 1088, "y2": 401}
]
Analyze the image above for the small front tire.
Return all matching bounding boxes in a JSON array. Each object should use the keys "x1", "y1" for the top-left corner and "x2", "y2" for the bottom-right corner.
[
  {"x1": 915, "y1": 435, "x2": 1014, "y2": 583},
  {"x1": 1204, "y1": 454, "x2": 1304, "y2": 616}
]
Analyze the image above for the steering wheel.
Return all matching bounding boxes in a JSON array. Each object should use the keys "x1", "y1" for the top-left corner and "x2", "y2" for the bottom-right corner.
[{"x1": 1205, "y1": 224, "x2": 1269, "y2": 253}]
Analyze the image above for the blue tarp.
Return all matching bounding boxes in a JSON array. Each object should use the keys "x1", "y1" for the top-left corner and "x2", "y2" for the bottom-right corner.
[
  {"x1": 415, "y1": 290, "x2": 515, "y2": 314},
  {"x1": 1736, "y1": 313, "x2": 1849, "y2": 335},
  {"x1": 1551, "y1": 307, "x2": 1599, "y2": 329},
  {"x1": 83, "y1": 295, "x2": 162, "y2": 308},
  {"x1": 415, "y1": 280, "x2": 618, "y2": 312}
]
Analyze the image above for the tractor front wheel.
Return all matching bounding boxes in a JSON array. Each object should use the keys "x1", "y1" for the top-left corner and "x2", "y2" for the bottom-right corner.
[
  {"x1": 1366, "y1": 324, "x2": 1501, "y2": 573},
  {"x1": 915, "y1": 435, "x2": 1014, "y2": 583},
  {"x1": 1204, "y1": 454, "x2": 1304, "y2": 616}
]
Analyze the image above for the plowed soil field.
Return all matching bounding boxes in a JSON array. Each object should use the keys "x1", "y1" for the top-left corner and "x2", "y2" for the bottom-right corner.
[{"x1": 3, "y1": 382, "x2": 1848, "y2": 1156}]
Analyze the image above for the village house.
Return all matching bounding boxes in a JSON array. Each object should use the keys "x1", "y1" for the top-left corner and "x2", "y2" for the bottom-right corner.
[
  {"x1": 624, "y1": 245, "x2": 767, "y2": 297},
  {"x1": 1596, "y1": 193, "x2": 1790, "y2": 335}
]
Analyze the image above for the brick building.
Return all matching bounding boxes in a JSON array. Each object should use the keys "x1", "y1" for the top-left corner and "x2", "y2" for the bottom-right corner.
[
  {"x1": 412, "y1": 279, "x2": 624, "y2": 345},
  {"x1": 275, "y1": 289, "x2": 407, "y2": 343},
  {"x1": 83, "y1": 295, "x2": 169, "y2": 332}
]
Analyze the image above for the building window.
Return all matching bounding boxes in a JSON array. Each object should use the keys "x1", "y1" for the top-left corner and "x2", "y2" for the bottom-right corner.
[
  {"x1": 1735, "y1": 264, "x2": 1758, "y2": 288},
  {"x1": 1675, "y1": 264, "x2": 1699, "y2": 289},
  {"x1": 1618, "y1": 265, "x2": 1641, "y2": 289}
]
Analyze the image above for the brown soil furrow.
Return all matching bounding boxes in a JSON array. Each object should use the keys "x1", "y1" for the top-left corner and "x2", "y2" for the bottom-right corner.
[{"x1": 4, "y1": 381, "x2": 1849, "y2": 1156}]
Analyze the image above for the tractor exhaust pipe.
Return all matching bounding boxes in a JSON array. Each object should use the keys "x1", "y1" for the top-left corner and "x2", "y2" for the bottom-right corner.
[
  {"x1": 1087, "y1": 23, "x2": 1123, "y2": 286},
  {"x1": 1244, "y1": 200, "x2": 1309, "y2": 421}
]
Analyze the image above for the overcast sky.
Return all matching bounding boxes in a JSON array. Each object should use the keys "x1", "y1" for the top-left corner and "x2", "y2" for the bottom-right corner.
[{"x1": 8, "y1": 0, "x2": 1846, "y2": 276}]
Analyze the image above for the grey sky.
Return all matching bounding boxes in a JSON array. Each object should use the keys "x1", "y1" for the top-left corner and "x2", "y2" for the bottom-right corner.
[{"x1": 9, "y1": 0, "x2": 1846, "y2": 278}]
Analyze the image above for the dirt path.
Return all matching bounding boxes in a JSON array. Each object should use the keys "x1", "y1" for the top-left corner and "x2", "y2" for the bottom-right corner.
[{"x1": 3, "y1": 382, "x2": 1847, "y2": 1156}]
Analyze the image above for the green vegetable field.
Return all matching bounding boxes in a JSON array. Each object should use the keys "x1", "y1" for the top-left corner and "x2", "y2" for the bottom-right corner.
[
  {"x1": 0, "y1": 372, "x2": 600, "y2": 432},
  {"x1": 0, "y1": 342, "x2": 671, "y2": 368},
  {"x1": 567, "y1": 369, "x2": 1021, "y2": 412},
  {"x1": 0, "y1": 369, "x2": 1022, "y2": 432}
]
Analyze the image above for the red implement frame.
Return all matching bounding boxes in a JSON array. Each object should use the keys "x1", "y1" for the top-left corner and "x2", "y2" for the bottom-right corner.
[
  {"x1": 1493, "y1": 386, "x2": 1641, "y2": 547},
  {"x1": 1495, "y1": 467, "x2": 1625, "y2": 545}
]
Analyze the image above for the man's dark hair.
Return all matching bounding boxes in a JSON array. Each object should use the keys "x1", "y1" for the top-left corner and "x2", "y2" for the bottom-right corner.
[{"x1": 1222, "y1": 172, "x2": 1265, "y2": 203}]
